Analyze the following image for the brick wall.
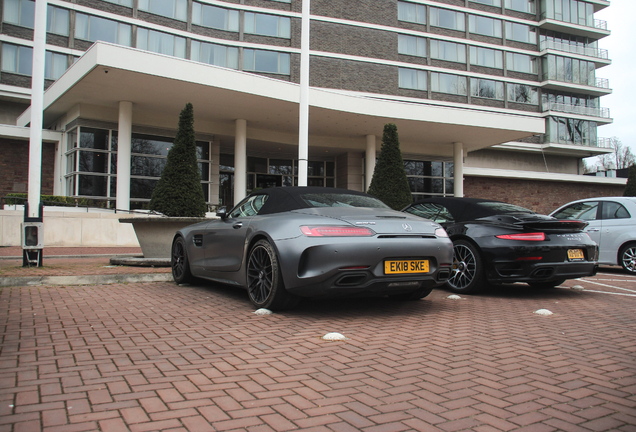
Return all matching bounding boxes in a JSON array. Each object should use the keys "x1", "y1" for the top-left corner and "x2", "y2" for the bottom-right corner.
[
  {"x1": 464, "y1": 176, "x2": 625, "y2": 215},
  {"x1": 0, "y1": 139, "x2": 55, "y2": 199}
]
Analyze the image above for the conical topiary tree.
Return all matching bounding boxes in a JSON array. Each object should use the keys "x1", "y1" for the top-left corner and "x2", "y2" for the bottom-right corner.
[
  {"x1": 149, "y1": 103, "x2": 207, "y2": 217},
  {"x1": 367, "y1": 123, "x2": 413, "y2": 210},
  {"x1": 624, "y1": 164, "x2": 636, "y2": 197}
]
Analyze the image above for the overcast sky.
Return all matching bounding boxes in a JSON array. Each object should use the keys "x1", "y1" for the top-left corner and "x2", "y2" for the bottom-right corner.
[{"x1": 595, "y1": 3, "x2": 636, "y2": 152}]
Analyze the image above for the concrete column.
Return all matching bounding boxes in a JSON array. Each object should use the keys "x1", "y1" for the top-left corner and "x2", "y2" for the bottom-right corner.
[
  {"x1": 297, "y1": 0, "x2": 310, "y2": 186},
  {"x1": 116, "y1": 101, "x2": 133, "y2": 211},
  {"x1": 453, "y1": 142, "x2": 464, "y2": 198},
  {"x1": 234, "y1": 119, "x2": 247, "y2": 203},
  {"x1": 365, "y1": 135, "x2": 376, "y2": 191}
]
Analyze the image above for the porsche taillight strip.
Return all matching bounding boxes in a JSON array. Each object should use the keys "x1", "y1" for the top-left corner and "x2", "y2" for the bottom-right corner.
[
  {"x1": 496, "y1": 232, "x2": 546, "y2": 241},
  {"x1": 300, "y1": 226, "x2": 375, "y2": 237}
]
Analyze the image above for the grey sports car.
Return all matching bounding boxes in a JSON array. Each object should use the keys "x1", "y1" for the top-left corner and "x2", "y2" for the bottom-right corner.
[{"x1": 171, "y1": 186, "x2": 454, "y2": 310}]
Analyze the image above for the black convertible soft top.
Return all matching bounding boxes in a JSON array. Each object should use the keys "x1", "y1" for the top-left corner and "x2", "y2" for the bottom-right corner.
[
  {"x1": 248, "y1": 186, "x2": 378, "y2": 215},
  {"x1": 409, "y1": 197, "x2": 536, "y2": 222}
]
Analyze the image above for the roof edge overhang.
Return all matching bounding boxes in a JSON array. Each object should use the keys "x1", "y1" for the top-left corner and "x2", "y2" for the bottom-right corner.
[{"x1": 464, "y1": 167, "x2": 627, "y2": 185}]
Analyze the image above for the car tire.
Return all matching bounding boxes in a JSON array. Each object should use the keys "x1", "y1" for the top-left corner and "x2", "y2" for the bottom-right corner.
[
  {"x1": 247, "y1": 239, "x2": 300, "y2": 310},
  {"x1": 619, "y1": 243, "x2": 636, "y2": 274},
  {"x1": 172, "y1": 236, "x2": 194, "y2": 284},
  {"x1": 528, "y1": 279, "x2": 566, "y2": 289},
  {"x1": 389, "y1": 287, "x2": 433, "y2": 301},
  {"x1": 447, "y1": 239, "x2": 485, "y2": 294}
]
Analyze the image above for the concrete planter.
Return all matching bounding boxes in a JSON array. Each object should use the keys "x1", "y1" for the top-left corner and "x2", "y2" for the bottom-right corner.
[{"x1": 119, "y1": 217, "x2": 207, "y2": 259}]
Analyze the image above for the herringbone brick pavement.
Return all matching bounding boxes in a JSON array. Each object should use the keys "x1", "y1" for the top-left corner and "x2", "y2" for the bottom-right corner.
[{"x1": 1, "y1": 276, "x2": 636, "y2": 431}]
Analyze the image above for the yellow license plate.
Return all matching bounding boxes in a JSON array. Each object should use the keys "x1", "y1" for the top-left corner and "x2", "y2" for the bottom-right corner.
[
  {"x1": 385, "y1": 260, "x2": 430, "y2": 274},
  {"x1": 567, "y1": 249, "x2": 584, "y2": 261}
]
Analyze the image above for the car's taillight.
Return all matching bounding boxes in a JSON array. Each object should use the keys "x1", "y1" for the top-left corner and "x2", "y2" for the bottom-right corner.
[
  {"x1": 496, "y1": 232, "x2": 545, "y2": 241},
  {"x1": 300, "y1": 226, "x2": 375, "y2": 237}
]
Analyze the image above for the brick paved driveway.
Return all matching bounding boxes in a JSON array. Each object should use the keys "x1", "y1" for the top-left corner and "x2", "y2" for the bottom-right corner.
[{"x1": 1, "y1": 270, "x2": 636, "y2": 431}]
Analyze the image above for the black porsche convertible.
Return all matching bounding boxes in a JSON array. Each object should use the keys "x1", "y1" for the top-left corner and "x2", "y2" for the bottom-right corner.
[{"x1": 402, "y1": 197, "x2": 599, "y2": 293}]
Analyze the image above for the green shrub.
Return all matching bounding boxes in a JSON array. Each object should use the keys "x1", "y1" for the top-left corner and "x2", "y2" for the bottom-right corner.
[{"x1": 625, "y1": 164, "x2": 636, "y2": 197}]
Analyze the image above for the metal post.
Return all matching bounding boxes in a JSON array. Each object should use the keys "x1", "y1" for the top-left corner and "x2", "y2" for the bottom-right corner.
[{"x1": 298, "y1": 0, "x2": 310, "y2": 186}]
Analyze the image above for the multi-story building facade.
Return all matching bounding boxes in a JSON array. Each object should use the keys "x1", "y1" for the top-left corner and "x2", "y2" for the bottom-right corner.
[{"x1": 0, "y1": 0, "x2": 624, "y2": 215}]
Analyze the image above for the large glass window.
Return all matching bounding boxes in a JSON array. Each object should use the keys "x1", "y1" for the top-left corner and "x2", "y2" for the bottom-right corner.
[
  {"x1": 243, "y1": 49, "x2": 290, "y2": 74},
  {"x1": 431, "y1": 72, "x2": 467, "y2": 95},
  {"x1": 505, "y1": 0, "x2": 536, "y2": 13},
  {"x1": 543, "y1": 54, "x2": 595, "y2": 86},
  {"x1": 506, "y1": 52, "x2": 536, "y2": 73},
  {"x1": 75, "y1": 13, "x2": 132, "y2": 46},
  {"x1": 137, "y1": 28, "x2": 186, "y2": 58},
  {"x1": 505, "y1": 22, "x2": 537, "y2": 44},
  {"x1": 542, "y1": 0, "x2": 594, "y2": 27},
  {"x1": 399, "y1": 68, "x2": 427, "y2": 91},
  {"x1": 192, "y1": 3, "x2": 239, "y2": 31},
  {"x1": 469, "y1": 46, "x2": 503, "y2": 68},
  {"x1": 507, "y1": 84, "x2": 538, "y2": 104},
  {"x1": 2, "y1": 0, "x2": 34, "y2": 27},
  {"x1": 398, "y1": 1, "x2": 426, "y2": 25},
  {"x1": 546, "y1": 116, "x2": 597, "y2": 146},
  {"x1": 404, "y1": 160, "x2": 454, "y2": 199},
  {"x1": 471, "y1": 0, "x2": 502, "y2": 5},
  {"x1": 47, "y1": 5, "x2": 69, "y2": 35},
  {"x1": 430, "y1": 7, "x2": 465, "y2": 31},
  {"x1": 469, "y1": 15, "x2": 502, "y2": 37},
  {"x1": 470, "y1": 78, "x2": 504, "y2": 100},
  {"x1": 138, "y1": 0, "x2": 187, "y2": 21},
  {"x1": 430, "y1": 40, "x2": 466, "y2": 63},
  {"x1": 191, "y1": 41, "x2": 239, "y2": 69},
  {"x1": 398, "y1": 35, "x2": 427, "y2": 57},
  {"x1": 45, "y1": 51, "x2": 67, "y2": 80},
  {"x1": 1, "y1": 44, "x2": 32, "y2": 75},
  {"x1": 244, "y1": 12, "x2": 291, "y2": 38}
]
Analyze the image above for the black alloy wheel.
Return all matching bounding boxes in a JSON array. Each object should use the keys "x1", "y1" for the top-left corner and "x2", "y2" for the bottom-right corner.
[
  {"x1": 246, "y1": 239, "x2": 299, "y2": 310},
  {"x1": 172, "y1": 236, "x2": 194, "y2": 284},
  {"x1": 447, "y1": 239, "x2": 485, "y2": 294},
  {"x1": 619, "y1": 243, "x2": 636, "y2": 274}
]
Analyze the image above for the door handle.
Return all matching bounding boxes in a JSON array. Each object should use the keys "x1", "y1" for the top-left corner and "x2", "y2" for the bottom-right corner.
[
  {"x1": 233, "y1": 222, "x2": 243, "y2": 229},
  {"x1": 587, "y1": 228, "x2": 600, "y2": 232}
]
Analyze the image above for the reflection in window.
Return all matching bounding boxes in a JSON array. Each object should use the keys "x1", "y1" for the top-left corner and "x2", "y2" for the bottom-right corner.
[
  {"x1": 191, "y1": 41, "x2": 239, "y2": 69},
  {"x1": 398, "y1": 35, "x2": 427, "y2": 57},
  {"x1": 398, "y1": 1, "x2": 426, "y2": 24},
  {"x1": 469, "y1": 46, "x2": 503, "y2": 69},
  {"x1": 139, "y1": 0, "x2": 187, "y2": 21},
  {"x1": 430, "y1": 7, "x2": 465, "y2": 31},
  {"x1": 243, "y1": 49, "x2": 290, "y2": 74},
  {"x1": 192, "y1": 3, "x2": 239, "y2": 31},
  {"x1": 431, "y1": 72, "x2": 467, "y2": 95},
  {"x1": 507, "y1": 84, "x2": 538, "y2": 105},
  {"x1": 431, "y1": 40, "x2": 466, "y2": 63},
  {"x1": 404, "y1": 160, "x2": 454, "y2": 199},
  {"x1": 406, "y1": 203, "x2": 454, "y2": 223},
  {"x1": 75, "y1": 13, "x2": 132, "y2": 46},
  {"x1": 506, "y1": 52, "x2": 536, "y2": 74},
  {"x1": 470, "y1": 78, "x2": 504, "y2": 100},
  {"x1": 137, "y1": 28, "x2": 186, "y2": 58},
  {"x1": 552, "y1": 201, "x2": 598, "y2": 220},
  {"x1": 399, "y1": 68, "x2": 427, "y2": 91},
  {"x1": 546, "y1": 116, "x2": 597, "y2": 146},
  {"x1": 245, "y1": 12, "x2": 290, "y2": 38}
]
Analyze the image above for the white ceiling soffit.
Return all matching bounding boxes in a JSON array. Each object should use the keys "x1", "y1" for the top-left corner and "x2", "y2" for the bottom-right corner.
[{"x1": 19, "y1": 42, "x2": 544, "y2": 154}]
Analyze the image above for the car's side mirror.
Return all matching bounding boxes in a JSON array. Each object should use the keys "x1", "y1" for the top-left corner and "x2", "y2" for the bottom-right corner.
[{"x1": 216, "y1": 207, "x2": 228, "y2": 220}]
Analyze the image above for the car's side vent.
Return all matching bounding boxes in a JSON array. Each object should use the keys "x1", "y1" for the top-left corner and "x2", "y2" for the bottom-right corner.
[{"x1": 193, "y1": 235, "x2": 203, "y2": 247}]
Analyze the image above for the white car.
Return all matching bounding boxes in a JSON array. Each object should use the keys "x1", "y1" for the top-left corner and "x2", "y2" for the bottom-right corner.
[{"x1": 550, "y1": 197, "x2": 636, "y2": 274}]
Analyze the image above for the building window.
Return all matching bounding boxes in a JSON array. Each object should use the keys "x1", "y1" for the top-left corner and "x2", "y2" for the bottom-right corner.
[
  {"x1": 103, "y1": 0, "x2": 133, "y2": 7},
  {"x1": 505, "y1": 0, "x2": 535, "y2": 13},
  {"x1": 507, "y1": 83, "x2": 538, "y2": 104},
  {"x1": 398, "y1": 35, "x2": 427, "y2": 57},
  {"x1": 470, "y1": 78, "x2": 504, "y2": 100},
  {"x1": 47, "y1": 5, "x2": 69, "y2": 36},
  {"x1": 138, "y1": 0, "x2": 187, "y2": 21},
  {"x1": 430, "y1": 7, "x2": 465, "y2": 31},
  {"x1": 2, "y1": 0, "x2": 34, "y2": 27},
  {"x1": 506, "y1": 52, "x2": 536, "y2": 73},
  {"x1": 1, "y1": 44, "x2": 32, "y2": 75},
  {"x1": 191, "y1": 41, "x2": 239, "y2": 69},
  {"x1": 192, "y1": 3, "x2": 239, "y2": 32},
  {"x1": 469, "y1": 15, "x2": 502, "y2": 37},
  {"x1": 75, "y1": 13, "x2": 132, "y2": 46},
  {"x1": 542, "y1": 0, "x2": 594, "y2": 27},
  {"x1": 137, "y1": 28, "x2": 186, "y2": 58},
  {"x1": 471, "y1": 0, "x2": 502, "y2": 6},
  {"x1": 505, "y1": 22, "x2": 537, "y2": 44},
  {"x1": 404, "y1": 160, "x2": 454, "y2": 199},
  {"x1": 431, "y1": 72, "x2": 467, "y2": 95},
  {"x1": 430, "y1": 40, "x2": 466, "y2": 63},
  {"x1": 244, "y1": 12, "x2": 291, "y2": 38},
  {"x1": 469, "y1": 46, "x2": 503, "y2": 68},
  {"x1": 45, "y1": 51, "x2": 68, "y2": 80},
  {"x1": 546, "y1": 116, "x2": 597, "y2": 146},
  {"x1": 543, "y1": 54, "x2": 595, "y2": 86},
  {"x1": 243, "y1": 49, "x2": 290, "y2": 74},
  {"x1": 398, "y1": 1, "x2": 426, "y2": 25},
  {"x1": 399, "y1": 68, "x2": 427, "y2": 91}
]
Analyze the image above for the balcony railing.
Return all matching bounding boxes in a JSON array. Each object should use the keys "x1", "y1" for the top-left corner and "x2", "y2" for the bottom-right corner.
[
  {"x1": 594, "y1": 19, "x2": 608, "y2": 31},
  {"x1": 541, "y1": 75, "x2": 610, "y2": 90},
  {"x1": 543, "y1": 102, "x2": 610, "y2": 118},
  {"x1": 540, "y1": 40, "x2": 609, "y2": 60},
  {"x1": 542, "y1": 136, "x2": 611, "y2": 148},
  {"x1": 539, "y1": 15, "x2": 608, "y2": 32}
]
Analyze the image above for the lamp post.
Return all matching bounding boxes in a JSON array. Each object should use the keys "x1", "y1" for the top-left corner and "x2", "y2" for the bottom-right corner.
[{"x1": 298, "y1": 0, "x2": 310, "y2": 186}]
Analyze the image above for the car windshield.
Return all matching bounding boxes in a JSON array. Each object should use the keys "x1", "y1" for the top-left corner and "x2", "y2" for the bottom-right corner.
[
  {"x1": 300, "y1": 193, "x2": 390, "y2": 209},
  {"x1": 477, "y1": 202, "x2": 534, "y2": 214}
]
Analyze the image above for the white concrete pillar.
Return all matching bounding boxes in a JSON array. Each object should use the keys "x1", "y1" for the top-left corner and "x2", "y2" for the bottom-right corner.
[
  {"x1": 297, "y1": 0, "x2": 311, "y2": 186},
  {"x1": 234, "y1": 119, "x2": 247, "y2": 203},
  {"x1": 116, "y1": 101, "x2": 133, "y2": 211},
  {"x1": 453, "y1": 142, "x2": 464, "y2": 198},
  {"x1": 365, "y1": 135, "x2": 376, "y2": 191}
]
